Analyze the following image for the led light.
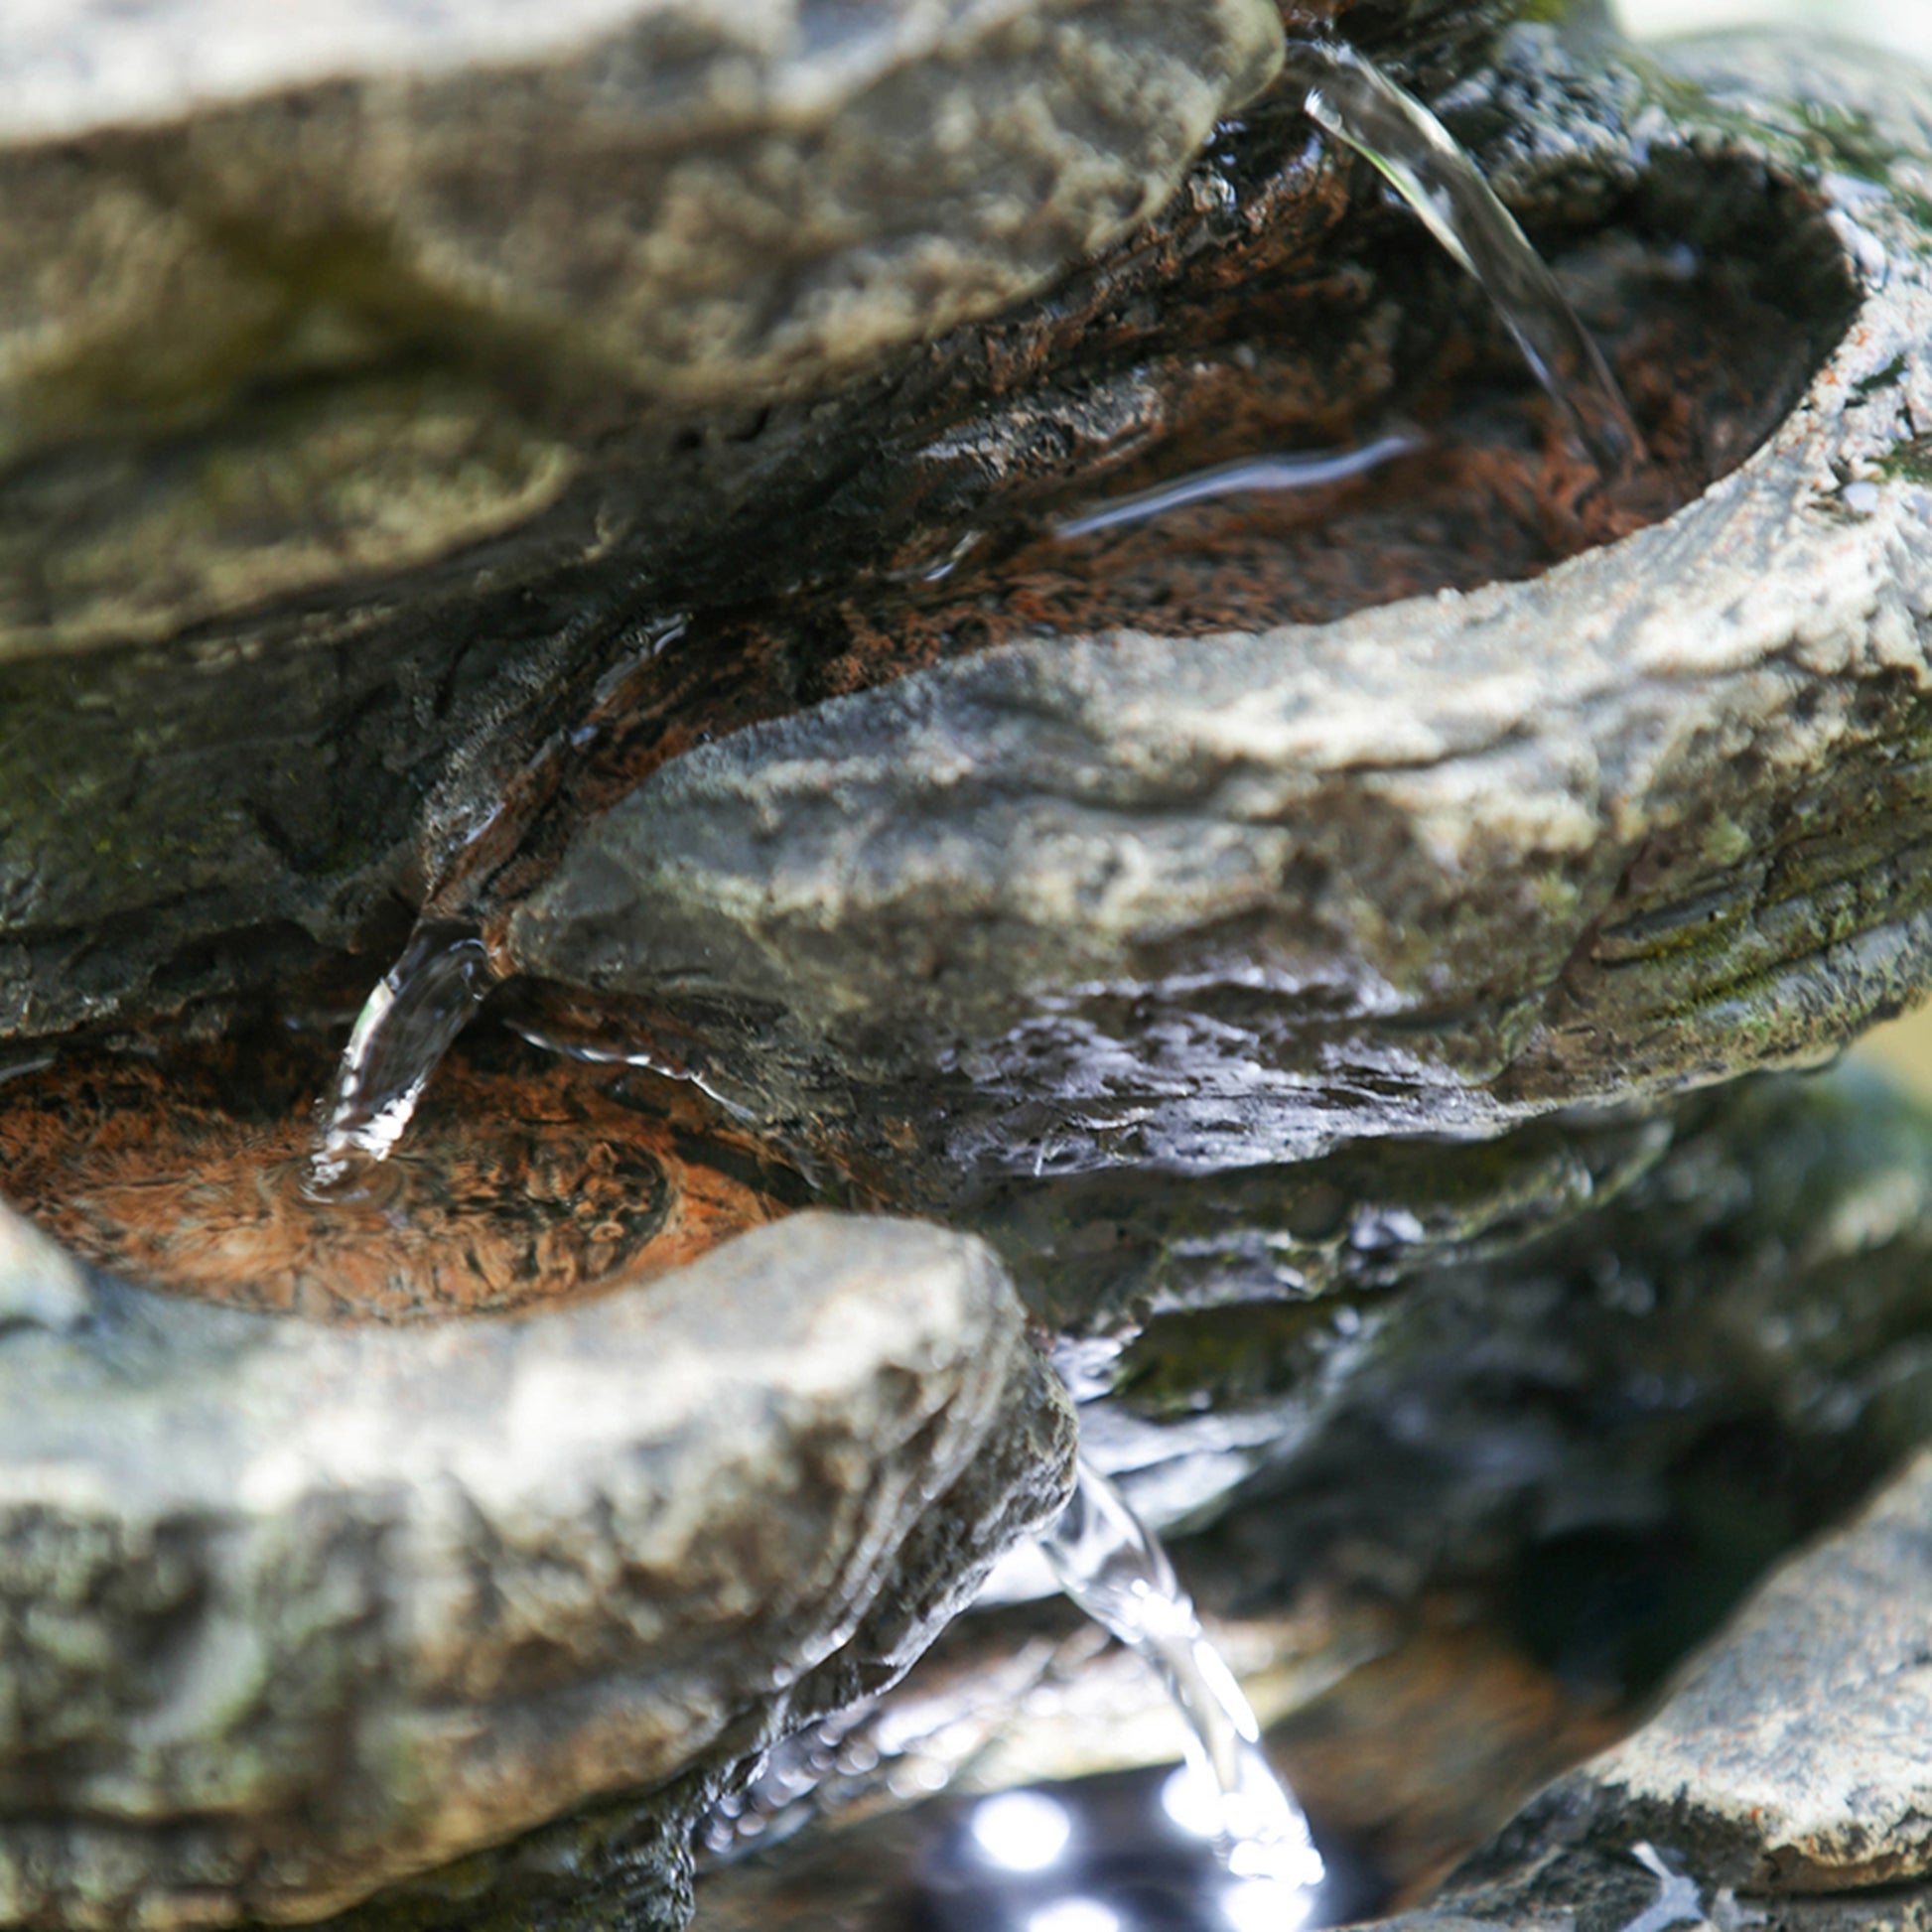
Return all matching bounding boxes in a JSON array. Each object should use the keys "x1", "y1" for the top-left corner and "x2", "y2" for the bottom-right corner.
[
  {"x1": 1027, "y1": 1899, "x2": 1124, "y2": 1932},
  {"x1": 1221, "y1": 1875, "x2": 1316, "y2": 1932},
  {"x1": 969, "y1": 1789, "x2": 1074, "y2": 1872},
  {"x1": 1162, "y1": 1761, "x2": 1223, "y2": 1839}
]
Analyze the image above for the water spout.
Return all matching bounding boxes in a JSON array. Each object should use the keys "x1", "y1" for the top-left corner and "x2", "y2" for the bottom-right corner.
[
  {"x1": 308, "y1": 921, "x2": 497, "y2": 1196},
  {"x1": 1284, "y1": 38, "x2": 1646, "y2": 474},
  {"x1": 1039, "y1": 1456, "x2": 1325, "y2": 1897}
]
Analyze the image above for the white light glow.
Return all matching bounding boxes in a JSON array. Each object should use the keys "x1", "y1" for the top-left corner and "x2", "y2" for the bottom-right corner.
[
  {"x1": 970, "y1": 1790, "x2": 1073, "y2": 1872},
  {"x1": 1160, "y1": 1761, "x2": 1327, "y2": 1891},
  {"x1": 1222, "y1": 1875, "x2": 1317, "y2": 1932},
  {"x1": 1163, "y1": 1761, "x2": 1224, "y2": 1839},
  {"x1": 1027, "y1": 1899, "x2": 1124, "y2": 1932}
]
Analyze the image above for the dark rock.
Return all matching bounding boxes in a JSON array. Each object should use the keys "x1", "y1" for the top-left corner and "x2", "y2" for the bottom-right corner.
[
  {"x1": 1495, "y1": 1445, "x2": 1932, "y2": 1892},
  {"x1": 1071, "y1": 1063, "x2": 1932, "y2": 1550},
  {"x1": 692, "y1": 1061, "x2": 1932, "y2": 1929}
]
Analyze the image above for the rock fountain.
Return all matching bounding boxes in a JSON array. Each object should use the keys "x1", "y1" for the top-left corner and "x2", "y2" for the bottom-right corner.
[{"x1": 2, "y1": 3, "x2": 1931, "y2": 1930}]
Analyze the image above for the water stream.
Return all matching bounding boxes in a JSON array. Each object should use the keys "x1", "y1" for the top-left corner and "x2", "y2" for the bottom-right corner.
[
  {"x1": 1038, "y1": 1458, "x2": 1325, "y2": 1903},
  {"x1": 1052, "y1": 432, "x2": 1425, "y2": 541},
  {"x1": 1282, "y1": 38, "x2": 1645, "y2": 474},
  {"x1": 307, "y1": 921, "x2": 498, "y2": 1198}
]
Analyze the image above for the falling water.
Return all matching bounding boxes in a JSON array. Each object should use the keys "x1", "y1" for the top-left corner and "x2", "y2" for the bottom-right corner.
[
  {"x1": 307, "y1": 920, "x2": 498, "y2": 1196},
  {"x1": 1284, "y1": 39, "x2": 1646, "y2": 475},
  {"x1": 1039, "y1": 1456, "x2": 1325, "y2": 1901}
]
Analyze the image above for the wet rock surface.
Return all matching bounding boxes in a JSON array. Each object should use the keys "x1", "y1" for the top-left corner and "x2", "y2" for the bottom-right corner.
[
  {"x1": 0, "y1": 1210, "x2": 1075, "y2": 1929},
  {"x1": 0, "y1": 0, "x2": 1290, "y2": 1040},
  {"x1": 1065, "y1": 1062, "x2": 1932, "y2": 1539},
  {"x1": 0, "y1": 0, "x2": 1862, "y2": 1057},
  {"x1": 7, "y1": 5, "x2": 1932, "y2": 1931},
  {"x1": 688, "y1": 1063, "x2": 1932, "y2": 1931},
  {"x1": 1481, "y1": 1446, "x2": 1932, "y2": 1895},
  {"x1": 510, "y1": 42, "x2": 1926, "y2": 1187}
]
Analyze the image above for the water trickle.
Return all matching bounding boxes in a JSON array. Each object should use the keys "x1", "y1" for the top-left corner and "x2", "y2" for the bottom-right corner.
[
  {"x1": 308, "y1": 921, "x2": 498, "y2": 1197},
  {"x1": 1052, "y1": 431, "x2": 1425, "y2": 542},
  {"x1": 1283, "y1": 38, "x2": 1645, "y2": 475},
  {"x1": 1039, "y1": 1456, "x2": 1325, "y2": 1899}
]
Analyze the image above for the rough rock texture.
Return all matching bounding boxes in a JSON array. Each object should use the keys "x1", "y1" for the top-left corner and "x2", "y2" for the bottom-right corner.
[
  {"x1": 8, "y1": 12, "x2": 1932, "y2": 1932},
  {"x1": 684, "y1": 1064, "x2": 1932, "y2": 1929},
  {"x1": 0, "y1": 0, "x2": 1677, "y2": 1056},
  {"x1": 969, "y1": 1100, "x2": 1680, "y2": 1337},
  {"x1": 1383, "y1": 1442, "x2": 1932, "y2": 1932},
  {"x1": 988, "y1": 1057, "x2": 1932, "y2": 1598},
  {"x1": 509, "y1": 30, "x2": 1932, "y2": 1193},
  {"x1": 0, "y1": 0, "x2": 1284, "y2": 435},
  {"x1": 0, "y1": 0, "x2": 1294, "y2": 1040},
  {"x1": 1524, "y1": 1447, "x2": 1932, "y2": 1892},
  {"x1": 0, "y1": 1209, "x2": 1076, "y2": 1929}
]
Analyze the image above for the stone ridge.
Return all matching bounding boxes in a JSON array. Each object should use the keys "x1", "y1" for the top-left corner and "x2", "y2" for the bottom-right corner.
[
  {"x1": 1565, "y1": 1446, "x2": 1932, "y2": 1892},
  {"x1": 509, "y1": 36, "x2": 1932, "y2": 1193}
]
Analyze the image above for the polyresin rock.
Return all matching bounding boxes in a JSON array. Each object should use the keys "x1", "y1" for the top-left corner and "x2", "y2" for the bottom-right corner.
[
  {"x1": 509, "y1": 30, "x2": 1932, "y2": 1191},
  {"x1": 0, "y1": 1210, "x2": 1075, "y2": 1929},
  {"x1": 0, "y1": 0, "x2": 1788, "y2": 1054},
  {"x1": 1537, "y1": 1446, "x2": 1932, "y2": 1892},
  {"x1": 1055, "y1": 1063, "x2": 1932, "y2": 1541},
  {"x1": 0, "y1": 0, "x2": 1289, "y2": 1039},
  {"x1": 1396, "y1": 1444, "x2": 1932, "y2": 1932}
]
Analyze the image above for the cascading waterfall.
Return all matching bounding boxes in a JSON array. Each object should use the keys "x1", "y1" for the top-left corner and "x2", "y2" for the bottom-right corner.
[
  {"x1": 309, "y1": 43, "x2": 1655, "y2": 1907},
  {"x1": 1037, "y1": 1459, "x2": 1326, "y2": 1908}
]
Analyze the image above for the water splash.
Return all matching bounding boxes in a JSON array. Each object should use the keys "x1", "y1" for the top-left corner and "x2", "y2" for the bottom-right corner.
[
  {"x1": 308, "y1": 921, "x2": 497, "y2": 1196},
  {"x1": 1053, "y1": 430, "x2": 1425, "y2": 541},
  {"x1": 1039, "y1": 1456, "x2": 1324, "y2": 1899},
  {"x1": 1284, "y1": 38, "x2": 1645, "y2": 474}
]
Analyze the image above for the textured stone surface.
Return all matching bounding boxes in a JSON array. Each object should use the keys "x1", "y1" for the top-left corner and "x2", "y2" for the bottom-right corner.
[
  {"x1": 0, "y1": 0, "x2": 1692, "y2": 1057},
  {"x1": 1376, "y1": 1445, "x2": 1932, "y2": 1932},
  {"x1": 691, "y1": 1065, "x2": 1932, "y2": 1931},
  {"x1": 8, "y1": 14, "x2": 1932, "y2": 1931},
  {"x1": 1548, "y1": 1447, "x2": 1932, "y2": 1891},
  {"x1": 509, "y1": 30, "x2": 1932, "y2": 1193},
  {"x1": 0, "y1": 0, "x2": 1290, "y2": 1040},
  {"x1": 0, "y1": 1210, "x2": 1075, "y2": 1929},
  {"x1": 0, "y1": 0, "x2": 1286, "y2": 451}
]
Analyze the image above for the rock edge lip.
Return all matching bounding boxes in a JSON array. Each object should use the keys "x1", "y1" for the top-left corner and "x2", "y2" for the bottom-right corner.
[
  {"x1": 511, "y1": 29, "x2": 1932, "y2": 1187},
  {"x1": 0, "y1": 1208, "x2": 1076, "y2": 1930}
]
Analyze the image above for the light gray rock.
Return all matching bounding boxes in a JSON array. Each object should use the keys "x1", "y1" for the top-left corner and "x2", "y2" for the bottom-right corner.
[
  {"x1": 1564, "y1": 1445, "x2": 1932, "y2": 1891},
  {"x1": 1383, "y1": 1440, "x2": 1932, "y2": 1932},
  {"x1": 509, "y1": 30, "x2": 1932, "y2": 1193},
  {"x1": 0, "y1": 0, "x2": 1285, "y2": 465},
  {"x1": 0, "y1": 1209, "x2": 1075, "y2": 1930}
]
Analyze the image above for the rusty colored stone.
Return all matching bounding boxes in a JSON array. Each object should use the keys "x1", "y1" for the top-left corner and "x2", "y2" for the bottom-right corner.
[{"x1": 0, "y1": 1013, "x2": 809, "y2": 1321}]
